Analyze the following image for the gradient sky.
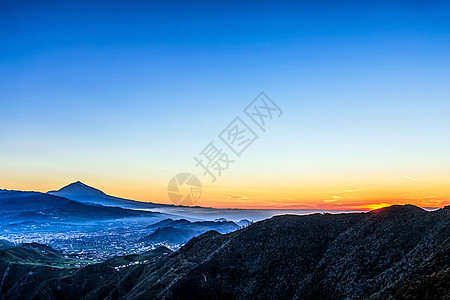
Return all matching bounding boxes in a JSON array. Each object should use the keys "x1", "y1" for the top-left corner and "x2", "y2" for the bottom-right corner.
[{"x1": 1, "y1": 1, "x2": 449, "y2": 210}]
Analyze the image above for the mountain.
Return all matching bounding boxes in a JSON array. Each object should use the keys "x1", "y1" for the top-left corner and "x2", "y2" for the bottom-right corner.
[
  {"x1": 141, "y1": 218, "x2": 240, "y2": 245},
  {"x1": 0, "y1": 243, "x2": 172, "y2": 299},
  {"x1": 0, "y1": 242, "x2": 89, "y2": 299},
  {"x1": 48, "y1": 181, "x2": 169, "y2": 211},
  {"x1": 236, "y1": 219, "x2": 252, "y2": 227},
  {"x1": 0, "y1": 243, "x2": 171, "y2": 300},
  {"x1": 1, "y1": 205, "x2": 448, "y2": 299},
  {"x1": 142, "y1": 227, "x2": 198, "y2": 245},
  {"x1": 0, "y1": 190, "x2": 165, "y2": 222},
  {"x1": 0, "y1": 240, "x2": 13, "y2": 249},
  {"x1": 50, "y1": 181, "x2": 107, "y2": 197},
  {"x1": 145, "y1": 218, "x2": 240, "y2": 233},
  {"x1": 0, "y1": 243, "x2": 68, "y2": 266},
  {"x1": 46, "y1": 181, "x2": 358, "y2": 222},
  {"x1": 146, "y1": 218, "x2": 192, "y2": 228}
]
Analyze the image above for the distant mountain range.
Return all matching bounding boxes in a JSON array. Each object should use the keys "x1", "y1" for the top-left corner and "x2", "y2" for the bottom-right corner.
[
  {"x1": 0, "y1": 181, "x2": 280, "y2": 223},
  {"x1": 1, "y1": 182, "x2": 448, "y2": 299},
  {"x1": 0, "y1": 182, "x2": 252, "y2": 258},
  {"x1": 0, "y1": 205, "x2": 448, "y2": 299},
  {"x1": 47, "y1": 181, "x2": 170, "y2": 210},
  {"x1": 140, "y1": 218, "x2": 241, "y2": 245},
  {"x1": 0, "y1": 190, "x2": 167, "y2": 222},
  {"x1": 46, "y1": 181, "x2": 357, "y2": 221}
]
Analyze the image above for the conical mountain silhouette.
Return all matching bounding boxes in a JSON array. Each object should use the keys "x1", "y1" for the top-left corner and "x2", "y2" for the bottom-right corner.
[
  {"x1": 48, "y1": 181, "x2": 164, "y2": 210},
  {"x1": 53, "y1": 181, "x2": 106, "y2": 197}
]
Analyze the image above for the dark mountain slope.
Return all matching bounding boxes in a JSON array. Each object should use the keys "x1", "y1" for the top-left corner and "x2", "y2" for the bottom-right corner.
[
  {"x1": 142, "y1": 227, "x2": 198, "y2": 245},
  {"x1": 2, "y1": 205, "x2": 449, "y2": 299},
  {"x1": 0, "y1": 191, "x2": 78, "y2": 211},
  {"x1": 0, "y1": 191, "x2": 164, "y2": 222},
  {"x1": 0, "y1": 243, "x2": 171, "y2": 300},
  {"x1": 0, "y1": 243, "x2": 88, "y2": 299},
  {"x1": 161, "y1": 213, "x2": 367, "y2": 300},
  {"x1": 30, "y1": 246, "x2": 173, "y2": 300},
  {"x1": 140, "y1": 218, "x2": 241, "y2": 245},
  {"x1": 0, "y1": 240, "x2": 13, "y2": 250},
  {"x1": 297, "y1": 205, "x2": 445, "y2": 299},
  {"x1": 126, "y1": 205, "x2": 449, "y2": 300}
]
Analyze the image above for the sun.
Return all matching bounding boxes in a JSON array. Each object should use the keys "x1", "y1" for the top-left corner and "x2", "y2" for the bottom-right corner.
[{"x1": 364, "y1": 203, "x2": 392, "y2": 211}]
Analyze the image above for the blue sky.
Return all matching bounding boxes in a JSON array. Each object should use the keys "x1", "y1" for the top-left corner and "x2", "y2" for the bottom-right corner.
[{"x1": 1, "y1": 1, "x2": 449, "y2": 208}]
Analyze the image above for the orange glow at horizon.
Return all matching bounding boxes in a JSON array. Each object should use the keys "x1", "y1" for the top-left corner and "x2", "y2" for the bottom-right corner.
[{"x1": 2, "y1": 175, "x2": 448, "y2": 211}]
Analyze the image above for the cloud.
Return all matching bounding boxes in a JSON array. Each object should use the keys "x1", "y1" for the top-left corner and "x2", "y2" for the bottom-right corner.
[
  {"x1": 404, "y1": 176, "x2": 419, "y2": 182},
  {"x1": 272, "y1": 196, "x2": 294, "y2": 201},
  {"x1": 340, "y1": 189, "x2": 361, "y2": 193},
  {"x1": 323, "y1": 189, "x2": 361, "y2": 204},
  {"x1": 226, "y1": 195, "x2": 249, "y2": 200},
  {"x1": 324, "y1": 195, "x2": 343, "y2": 203},
  {"x1": 328, "y1": 189, "x2": 362, "y2": 194}
]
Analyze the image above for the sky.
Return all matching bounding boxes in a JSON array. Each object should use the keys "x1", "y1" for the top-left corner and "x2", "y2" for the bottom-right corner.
[{"x1": 1, "y1": 0, "x2": 449, "y2": 210}]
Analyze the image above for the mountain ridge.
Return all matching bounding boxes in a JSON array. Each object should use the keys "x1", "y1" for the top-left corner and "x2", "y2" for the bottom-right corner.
[
  {"x1": 47, "y1": 181, "x2": 171, "y2": 211},
  {"x1": 1, "y1": 204, "x2": 448, "y2": 299},
  {"x1": 0, "y1": 190, "x2": 166, "y2": 222},
  {"x1": 48, "y1": 181, "x2": 107, "y2": 197}
]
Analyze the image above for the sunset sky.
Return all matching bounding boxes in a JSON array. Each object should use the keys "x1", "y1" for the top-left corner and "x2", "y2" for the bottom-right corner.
[{"x1": 1, "y1": 1, "x2": 449, "y2": 210}]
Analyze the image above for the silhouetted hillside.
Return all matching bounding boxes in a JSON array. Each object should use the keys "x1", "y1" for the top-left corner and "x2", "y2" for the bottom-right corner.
[
  {"x1": 0, "y1": 191, "x2": 164, "y2": 222},
  {"x1": 140, "y1": 218, "x2": 241, "y2": 245},
  {"x1": 1, "y1": 205, "x2": 448, "y2": 299},
  {"x1": 142, "y1": 227, "x2": 197, "y2": 245}
]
